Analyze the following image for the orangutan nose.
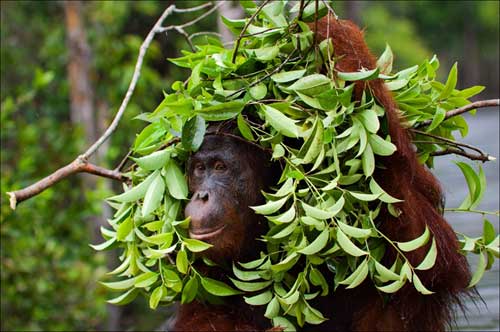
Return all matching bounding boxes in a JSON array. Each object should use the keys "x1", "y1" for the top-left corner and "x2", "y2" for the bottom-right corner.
[{"x1": 196, "y1": 190, "x2": 209, "y2": 202}]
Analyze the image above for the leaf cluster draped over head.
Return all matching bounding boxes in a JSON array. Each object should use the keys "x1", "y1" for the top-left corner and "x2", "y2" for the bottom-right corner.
[{"x1": 94, "y1": 1, "x2": 499, "y2": 328}]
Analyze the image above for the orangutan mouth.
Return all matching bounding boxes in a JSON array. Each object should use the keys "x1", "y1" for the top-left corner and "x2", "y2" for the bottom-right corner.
[{"x1": 189, "y1": 224, "x2": 226, "y2": 240}]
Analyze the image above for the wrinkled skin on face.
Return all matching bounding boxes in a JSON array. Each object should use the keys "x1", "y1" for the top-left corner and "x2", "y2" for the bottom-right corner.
[{"x1": 185, "y1": 134, "x2": 275, "y2": 262}]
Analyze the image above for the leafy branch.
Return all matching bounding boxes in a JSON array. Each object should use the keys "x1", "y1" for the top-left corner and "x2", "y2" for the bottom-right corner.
[{"x1": 7, "y1": 2, "x2": 220, "y2": 209}]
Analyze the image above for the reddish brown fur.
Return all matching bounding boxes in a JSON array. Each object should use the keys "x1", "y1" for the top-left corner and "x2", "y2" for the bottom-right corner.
[
  {"x1": 313, "y1": 16, "x2": 470, "y2": 331},
  {"x1": 169, "y1": 16, "x2": 471, "y2": 332}
]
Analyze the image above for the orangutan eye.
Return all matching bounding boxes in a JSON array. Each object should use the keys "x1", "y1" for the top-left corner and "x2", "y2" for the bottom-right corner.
[
  {"x1": 214, "y1": 161, "x2": 227, "y2": 171},
  {"x1": 195, "y1": 163, "x2": 205, "y2": 171}
]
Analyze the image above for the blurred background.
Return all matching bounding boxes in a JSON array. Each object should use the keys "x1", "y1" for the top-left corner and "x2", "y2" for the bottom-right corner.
[{"x1": 1, "y1": 1, "x2": 498, "y2": 331}]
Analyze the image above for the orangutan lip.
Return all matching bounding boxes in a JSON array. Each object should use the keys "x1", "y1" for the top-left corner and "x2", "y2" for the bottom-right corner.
[{"x1": 189, "y1": 225, "x2": 226, "y2": 240}]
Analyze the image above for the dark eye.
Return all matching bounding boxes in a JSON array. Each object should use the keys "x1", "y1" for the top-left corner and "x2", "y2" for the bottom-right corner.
[
  {"x1": 195, "y1": 163, "x2": 205, "y2": 171},
  {"x1": 214, "y1": 161, "x2": 227, "y2": 171}
]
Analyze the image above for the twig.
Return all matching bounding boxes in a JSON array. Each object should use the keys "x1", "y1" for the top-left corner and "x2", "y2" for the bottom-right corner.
[
  {"x1": 412, "y1": 129, "x2": 496, "y2": 161},
  {"x1": 8, "y1": 3, "x2": 219, "y2": 209},
  {"x1": 415, "y1": 99, "x2": 499, "y2": 128},
  {"x1": 411, "y1": 129, "x2": 487, "y2": 155},
  {"x1": 115, "y1": 150, "x2": 132, "y2": 172},
  {"x1": 320, "y1": 0, "x2": 338, "y2": 19},
  {"x1": 445, "y1": 208, "x2": 500, "y2": 216},
  {"x1": 7, "y1": 157, "x2": 125, "y2": 210},
  {"x1": 227, "y1": 51, "x2": 298, "y2": 98},
  {"x1": 297, "y1": 0, "x2": 306, "y2": 21},
  {"x1": 430, "y1": 148, "x2": 495, "y2": 162},
  {"x1": 231, "y1": 0, "x2": 271, "y2": 63}
]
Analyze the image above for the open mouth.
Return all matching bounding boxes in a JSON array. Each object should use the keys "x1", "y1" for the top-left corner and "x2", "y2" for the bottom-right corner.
[{"x1": 189, "y1": 224, "x2": 226, "y2": 240}]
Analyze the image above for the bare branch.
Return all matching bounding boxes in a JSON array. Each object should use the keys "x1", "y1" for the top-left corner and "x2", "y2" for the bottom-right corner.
[
  {"x1": 415, "y1": 99, "x2": 499, "y2": 128},
  {"x1": 411, "y1": 129, "x2": 496, "y2": 162},
  {"x1": 231, "y1": 0, "x2": 271, "y2": 63},
  {"x1": 7, "y1": 158, "x2": 125, "y2": 210},
  {"x1": 8, "y1": 3, "x2": 220, "y2": 209},
  {"x1": 430, "y1": 148, "x2": 495, "y2": 162}
]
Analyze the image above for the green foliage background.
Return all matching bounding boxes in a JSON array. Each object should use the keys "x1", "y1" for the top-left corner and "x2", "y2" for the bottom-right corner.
[{"x1": 1, "y1": 1, "x2": 498, "y2": 331}]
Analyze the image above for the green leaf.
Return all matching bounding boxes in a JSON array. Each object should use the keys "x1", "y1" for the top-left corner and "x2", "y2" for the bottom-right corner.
[
  {"x1": 182, "y1": 115, "x2": 206, "y2": 152},
  {"x1": 142, "y1": 172, "x2": 165, "y2": 217},
  {"x1": 337, "y1": 68, "x2": 379, "y2": 81},
  {"x1": 369, "y1": 134, "x2": 397, "y2": 156},
  {"x1": 265, "y1": 296, "x2": 280, "y2": 318},
  {"x1": 301, "y1": 196, "x2": 344, "y2": 220},
  {"x1": 468, "y1": 250, "x2": 486, "y2": 287},
  {"x1": 339, "y1": 259, "x2": 368, "y2": 286},
  {"x1": 237, "y1": 113, "x2": 255, "y2": 141},
  {"x1": 369, "y1": 178, "x2": 402, "y2": 203},
  {"x1": 376, "y1": 279, "x2": 405, "y2": 293},
  {"x1": 232, "y1": 263, "x2": 262, "y2": 281},
  {"x1": 251, "y1": 45, "x2": 280, "y2": 61},
  {"x1": 267, "y1": 205, "x2": 296, "y2": 224},
  {"x1": 116, "y1": 217, "x2": 133, "y2": 241},
  {"x1": 287, "y1": 74, "x2": 331, "y2": 95},
  {"x1": 164, "y1": 160, "x2": 188, "y2": 200},
  {"x1": 437, "y1": 62, "x2": 457, "y2": 100},
  {"x1": 135, "y1": 272, "x2": 159, "y2": 288},
  {"x1": 416, "y1": 238, "x2": 437, "y2": 270},
  {"x1": 271, "y1": 69, "x2": 307, "y2": 83},
  {"x1": 336, "y1": 229, "x2": 368, "y2": 257},
  {"x1": 251, "y1": 195, "x2": 290, "y2": 215},
  {"x1": 244, "y1": 290, "x2": 273, "y2": 305},
  {"x1": 483, "y1": 219, "x2": 496, "y2": 245},
  {"x1": 456, "y1": 85, "x2": 485, "y2": 99},
  {"x1": 376, "y1": 44, "x2": 393, "y2": 75},
  {"x1": 426, "y1": 106, "x2": 446, "y2": 132},
  {"x1": 197, "y1": 101, "x2": 244, "y2": 121},
  {"x1": 107, "y1": 288, "x2": 139, "y2": 305},
  {"x1": 272, "y1": 316, "x2": 296, "y2": 332},
  {"x1": 262, "y1": 105, "x2": 299, "y2": 138},
  {"x1": 271, "y1": 221, "x2": 298, "y2": 239},
  {"x1": 131, "y1": 149, "x2": 170, "y2": 171},
  {"x1": 455, "y1": 162, "x2": 481, "y2": 209},
  {"x1": 309, "y1": 267, "x2": 328, "y2": 296},
  {"x1": 300, "y1": 117, "x2": 324, "y2": 164},
  {"x1": 361, "y1": 143, "x2": 375, "y2": 177},
  {"x1": 249, "y1": 83, "x2": 268, "y2": 100},
  {"x1": 413, "y1": 273, "x2": 434, "y2": 295},
  {"x1": 348, "y1": 191, "x2": 380, "y2": 202},
  {"x1": 108, "y1": 170, "x2": 159, "y2": 202},
  {"x1": 239, "y1": 256, "x2": 267, "y2": 269},
  {"x1": 201, "y1": 277, "x2": 242, "y2": 296},
  {"x1": 374, "y1": 260, "x2": 400, "y2": 282},
  {"x1": 176, "y1": 250, "x2": 188, "y2": 274},
  {"x1": 357, "y1": 109, "x2": 380, "y2": 133},
  {"x1": 397, "y1": 227, "x2": 430, "y2": 252},
  {"x1": 230, "y1": 278, "x2": 272, "y2": 292},
  {"x1": 90, "y1": 237, "x2": 116, "y2": 251},
  {"x1": 181, "y1": 276, "x2": 199, "y2": 304},
  {"x1": 101, "y1": 277, "x2": 136, "y2": 290},
  {"x1": 298, "y1": 228, "x2": 330, "y2": 255},
  {"x1": 337, "y1": 221, "x2": 371, "y2": 239},
  {"x1": 149, "y1": 285, "x2": 166, "y2": 309},
  {"x1": 183, "y1": 238, "x2": 213, "y2": 252}
]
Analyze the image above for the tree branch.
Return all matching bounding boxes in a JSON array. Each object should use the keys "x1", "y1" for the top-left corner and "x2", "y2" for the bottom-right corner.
[
  {"x1": 7, "y1": 157, "x2": 125, "y2": 210},
  {"x1": 429, "y1": 148, "x2": 495, "y2": 162},
  {"x1": 8, "y1": 3, "x2": 219, "y2": 209},
  {"x1": 415, "y1": 99, "x2": 499, "y2": 128},
  {"x1": 411, "y1": 129, "x2": 496, "y2": 162},
  {"x1": 231, "y1": 0, "x2": 271, "y2": 63}
]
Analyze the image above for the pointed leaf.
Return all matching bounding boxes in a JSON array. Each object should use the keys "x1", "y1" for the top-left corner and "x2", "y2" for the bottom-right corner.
[{"x1": 397, "y1": 227, "x2": 430, "y2": 252}]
